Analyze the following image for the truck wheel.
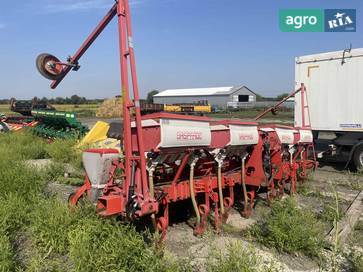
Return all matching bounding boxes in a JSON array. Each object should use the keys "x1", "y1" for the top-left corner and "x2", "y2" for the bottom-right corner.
[{"x1": 353, "y1": 145, "x2": 363, "y2": 170}]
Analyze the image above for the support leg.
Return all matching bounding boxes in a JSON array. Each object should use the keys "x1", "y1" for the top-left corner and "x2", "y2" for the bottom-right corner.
[
  {"x1": 241, "y1": 189, "x2": 255, "y2": 218},
  {"x1": 290, "y1": 162, "x2": 298, "y2": 195},
  {"x1": 69, "y1": 176, "x2": 92, "y2": 206},
  {"x1": 210, "y1": 192, "x2": 221, "y2": 233},
  {"x1": 156, "y1": 200, "x2": 169, "y2": 241},
  {"x1": 222, "y1": 184, "x2": 234, "y2": 223},
  {"x1": 267, "y1": 180, "x2": 277, "y2": 205}
]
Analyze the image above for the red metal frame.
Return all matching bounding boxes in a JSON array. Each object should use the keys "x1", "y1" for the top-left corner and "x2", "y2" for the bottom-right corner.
[
  {"x1": 255, "y1": 84, "x2": 306, "y2": 122},
  {"x1": 49, "y1": 0, "x2": 154, "y2": 219},
  {"x1": 50, "y1": 4, "x2": 118, "y2": 89},
  {"x1": 116, "y1": 0, "x2": 151, "y2": 213},
  {"x1": 44, "y1": 0, "x2": 317, "y2": 237}
]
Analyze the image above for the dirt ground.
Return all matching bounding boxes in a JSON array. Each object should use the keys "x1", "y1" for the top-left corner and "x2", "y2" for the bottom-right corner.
[
  {"x1": 59, "y1": 116, "x2": 362, "y2": 270},
  {"x1": 44, "y1": 157, "x2": 362, "y2": 271},
  {"x1": 161, "y1": 163, "x2": 363, "y2": 271}
]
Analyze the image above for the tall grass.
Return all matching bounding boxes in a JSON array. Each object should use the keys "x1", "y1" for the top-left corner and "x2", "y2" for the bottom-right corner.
[
  {"x1": 0, "y1": 193, "x2": 29, "y2": 235},
  {"x1": 44, "y1": 138, "x2": 82, "y2": 169},
  {"x1": 0, "y1": 230, "x2": 15, "y2": 272},
  {"x1": 330, "y1": 189, "x2": 340, "y2": 272},
  {"x1": 30, "y1": 198, "x2": 75, "y2": 255},
  {"x1": 347, "y1": 250, "x2": 363, "y2": 272},
  {"x1": 0, "y1": 132, "x2": 190, "y2": 271},
  {"x1": 206, "y1": 242, "x2": 278, "y2": 272},
  {"x1": 0, "y1": 131, "x2": 47, "y2": 161},
  {"x1": 69, "y1": 218, "x2": 163, "y2": 272},
  {"x1": 0, "y1": 133, "x2": 48, "y2": 270},
  {"x1": 249, "y1": 198, "x2": 325, "y2": 257}
]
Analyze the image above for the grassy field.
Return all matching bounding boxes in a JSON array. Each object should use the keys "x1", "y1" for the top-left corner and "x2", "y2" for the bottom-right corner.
[
  {"x1": 0, "y1": 132, "x2": 280, "y2": 271},
  {"x1": 52, "y1": 104, "x2": 100, "y2": 117},
  {"x1": 1, "y1": 131, "x2": 362, "y2": 271},
  {"x1": 0, "y1": 132, "x2": 181, "y2": 271},
  {"x1": 0, "y1": 104, "x2": 14, "y2": 115},
  {"x1": 1, "y1": 102, "x2": 293, "y2": 122}
]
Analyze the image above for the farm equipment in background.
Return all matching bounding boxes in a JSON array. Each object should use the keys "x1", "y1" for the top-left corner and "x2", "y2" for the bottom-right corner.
[
  {"x1": 0, "y1": 115, "x2": 38, "y2": 132},
  {"x1": 0, "y1": 114, "x2": 9, "y2": 133},
  {"x1": 36, "y1": 0, "x2": 316, "y2": 238},
  {"x1": 2, "y1": 98, "x2": 88, "y2": 139},
  {"x1": 31, "y1": 109, "x2": 88, "y2": 139},
  {"x1": 164, "y1": 102, "x2": 211, "y2": 114},
  {"x1": 10, "y1": 97, "x2": 55, "y2": 116},
  {"x1": 0, "y1": 97, "x2": 51, "y2": 132},
  {"x1": 140, "y1": 100, "x2": 212, "y2": 115}
]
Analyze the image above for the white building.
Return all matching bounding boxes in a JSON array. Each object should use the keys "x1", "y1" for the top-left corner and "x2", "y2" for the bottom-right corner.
[{"x1": 153, "y1": 86, "x2": 257, "y2": 109}]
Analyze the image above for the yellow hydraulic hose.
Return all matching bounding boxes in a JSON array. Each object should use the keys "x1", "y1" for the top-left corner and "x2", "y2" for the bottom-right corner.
[
  {"x1": 241, "y1": 156, "x2": 248, "y2": 208},
  {"x1": 148, "y1": 168, "x2": 155, "y2": 199},
  {"x1": 148, "y1": 168, "x2": 157, "y2": 229},
  {"x1": 189, "y1": 162, "x2": 201, "y2": 225},
  {"x1": 217, "y1": 162, "x2": 224, "y2": 215}
]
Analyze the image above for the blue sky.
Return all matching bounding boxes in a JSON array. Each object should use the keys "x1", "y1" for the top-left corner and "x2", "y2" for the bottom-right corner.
[{"x1": 0, "y1": 0, "x2": 361, "y2": 99}]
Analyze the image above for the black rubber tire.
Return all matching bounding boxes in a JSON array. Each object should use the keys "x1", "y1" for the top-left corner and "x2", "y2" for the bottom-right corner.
[
  {"x1": 36, "y1": 53, "x2": 64, "y2": 80},
  {"x1": 352, "y1": 145, "x2": 363, "y2": 170}
]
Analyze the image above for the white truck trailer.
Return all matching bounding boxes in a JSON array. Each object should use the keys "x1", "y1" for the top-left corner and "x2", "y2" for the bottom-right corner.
[{"x1": 294, "y1": 48, "x2": 363, "y2": 169}]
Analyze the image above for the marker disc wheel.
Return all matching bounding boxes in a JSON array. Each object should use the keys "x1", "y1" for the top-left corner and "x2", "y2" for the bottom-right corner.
[{"x1": 36, "y1": 53, "x2": 65, "y2": 80}]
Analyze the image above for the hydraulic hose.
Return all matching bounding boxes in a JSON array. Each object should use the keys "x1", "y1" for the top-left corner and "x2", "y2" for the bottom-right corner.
[
  {"x1": 148, "y1": 168, "x2": 155, "y2": 199},
  {"x1": 189, "y1": 162, "x2": 200, "y2": 225},
  {"x1": 126, "y1": 161, "x2": 137, "y2": 219},
  {"x1": 217, "y1": 162, "x2": 224, "y2": 215},
  {"x1": 241, "y1": 155, "x2": 248, "y2": 210},
  {"x1": 148, "y1": 168, "x2": 157, "y2": 229}
]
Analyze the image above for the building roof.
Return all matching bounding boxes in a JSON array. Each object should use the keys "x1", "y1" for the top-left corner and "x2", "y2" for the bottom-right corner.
[
  {"x1": 154, "y1": 85, "x2": 255, "y2": 97},
  {"x1": 296, "y1": 48, "x2": 363, "y2": 64}
]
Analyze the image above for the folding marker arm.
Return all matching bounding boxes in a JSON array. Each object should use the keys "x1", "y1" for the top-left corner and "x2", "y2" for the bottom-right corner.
[
  {"x1": 49, "y1": 3, "x2": 118, "y2": 89},
  {"x1": 255, "y1": 85, "x2": 303, "y2": 121}
]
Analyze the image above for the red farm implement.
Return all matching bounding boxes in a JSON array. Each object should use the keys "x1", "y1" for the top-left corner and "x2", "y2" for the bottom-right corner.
[{"x1": 36, "y1": 0, "x2": 316, "y2": 238}]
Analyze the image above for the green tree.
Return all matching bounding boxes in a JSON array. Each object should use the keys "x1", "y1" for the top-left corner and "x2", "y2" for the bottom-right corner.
[
  {"x1": 70, "y1": 95, "x2": 81, "y2": 104},
  {"x1": 255, "y1": 94, "x2": 265, "y2": 101},
  {"x1": 275, "y1": 93, "x2": 290, "y2": 101},
  {"x1": 55, "y1": 97, "x2": 65, "y2": 104},
  {"x1": 40, "y1": 97, "x2": 48, "y2": 103}
]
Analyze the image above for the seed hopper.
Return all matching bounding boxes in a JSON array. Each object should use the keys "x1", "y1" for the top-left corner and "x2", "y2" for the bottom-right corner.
[{"x1": 36, "y1": 0, "x2": 316, "y2": 237}]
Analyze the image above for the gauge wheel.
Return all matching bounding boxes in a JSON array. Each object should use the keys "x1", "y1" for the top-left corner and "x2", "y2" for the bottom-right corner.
[{"x1": 36, "y1": 53, "x2": 65, "y2": 80}]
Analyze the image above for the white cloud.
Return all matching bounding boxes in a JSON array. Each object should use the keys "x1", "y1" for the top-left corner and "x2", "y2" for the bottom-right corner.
[
  {"x1": 44, "y1": 0, "x2": 146, "y2": 13},
  {"x1": 45, "y1": 0, "x2": 109, "y2": 13}
]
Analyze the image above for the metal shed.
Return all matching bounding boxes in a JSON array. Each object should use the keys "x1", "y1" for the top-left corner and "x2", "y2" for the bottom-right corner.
[{"x1": 153, "y1": 86, "x2": 257, "y2": 109}]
